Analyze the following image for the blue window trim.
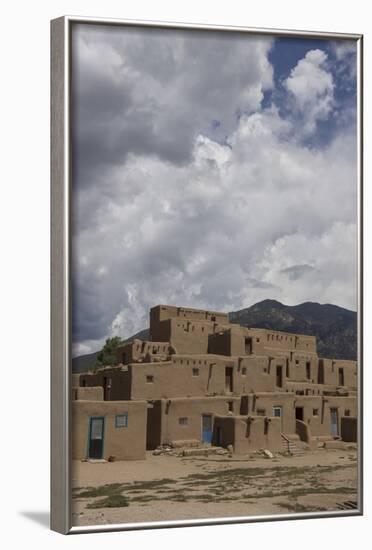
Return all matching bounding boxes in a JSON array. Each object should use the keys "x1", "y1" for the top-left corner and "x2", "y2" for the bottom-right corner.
[{"x1": 115, "y1": 412, "x2": 128, "y2": 428}]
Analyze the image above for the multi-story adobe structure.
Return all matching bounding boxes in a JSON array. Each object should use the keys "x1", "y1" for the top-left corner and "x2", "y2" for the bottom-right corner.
[{"x1": 72, "y1": 305, "x2": 358, "y2": 461}]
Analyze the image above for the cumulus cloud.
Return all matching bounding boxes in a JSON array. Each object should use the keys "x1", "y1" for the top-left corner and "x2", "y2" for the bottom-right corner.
[
  {"x1": 72, "y1": 25, "x2": 273, "y2": 188},
  {"x1": 284, "y1": 49, "x2": 334, "y2": 136},
  {"x1": 71, "y1": 27, "x2": 358, "y2": 356}
]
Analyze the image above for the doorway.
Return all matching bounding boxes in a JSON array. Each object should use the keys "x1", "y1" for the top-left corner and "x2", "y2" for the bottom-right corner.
[
  {"x1": 202, "y1": 414, "x2": 213, "y2": 444},
  {"x1": 272, "y1": 406, "x2": 283, "y2": 431},
  {"x1": 88, "y1": 416, "x2": 105, "y2": 459},
  {"x1": 104, "y1": 377, "x2": 112, "y2": 400},
  {"x1": 276, "y1": 365, "x2": 283, "y2": 388},
  {"x1": 330, "y1": 408, "x2": 339, "y2": 436},
  {"x1": 318, "y1": 359, "x2": 324, "y2": 384},
  {"x1": 146, "y1": 401, "x2": 162, "y2": 450},
  {"x1": 225, "y1": 367, "x2": 233, "y2": 393},
  {"x1": 216, "y1": 426, "x2": 222, "y2": 446},
  {"x1": 245, "y1": 337, "x2": 252, "y2": 354},
  {"x1": 338, "y1": 368, "x2": 344, "y2": 386},
  {"x1": 295, "y1": 407, "x2": 304, "y2": 421}
]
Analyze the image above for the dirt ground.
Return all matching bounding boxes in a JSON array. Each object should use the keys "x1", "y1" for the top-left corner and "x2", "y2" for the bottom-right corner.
[{"x1": 71, "y1": 447, "x2": 358, "y2": 527}]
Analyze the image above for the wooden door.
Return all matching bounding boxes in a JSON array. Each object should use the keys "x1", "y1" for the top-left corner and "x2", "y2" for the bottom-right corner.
[
  {"x1": 202, "y1": 414, "x2": 212, "y2": 444},
  {"x1": 88, "y1": 417, "x2": 105, "y2": 459}
]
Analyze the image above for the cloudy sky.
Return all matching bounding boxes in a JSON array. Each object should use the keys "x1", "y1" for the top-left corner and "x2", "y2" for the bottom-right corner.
[{"x1": 71, "y1": 24, "x2": 358, "y2": 357}]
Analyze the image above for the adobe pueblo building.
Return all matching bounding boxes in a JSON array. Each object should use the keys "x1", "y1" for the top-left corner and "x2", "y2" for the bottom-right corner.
[{"x1": 72, "y1": 305, "x2": 357, "y2": 461}]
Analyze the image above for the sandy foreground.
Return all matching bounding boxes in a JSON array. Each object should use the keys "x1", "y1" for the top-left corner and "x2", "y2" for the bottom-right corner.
[{"x1": 71, "y1": 447, "x2": 358, "y2": 527}]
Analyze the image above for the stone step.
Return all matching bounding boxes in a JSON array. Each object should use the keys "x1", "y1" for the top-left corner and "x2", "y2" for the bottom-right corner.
[{"x1": 281, "y1": 440, "x2": 304, "y2": 456}]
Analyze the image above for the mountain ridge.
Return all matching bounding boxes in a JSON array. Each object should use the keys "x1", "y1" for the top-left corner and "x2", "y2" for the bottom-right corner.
[{"x1": 229, "y1": 300, "x2": 356, "y2": 360}]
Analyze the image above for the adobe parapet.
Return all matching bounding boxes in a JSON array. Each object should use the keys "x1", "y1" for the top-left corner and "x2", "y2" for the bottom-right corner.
[
  {"x1": 150, "y1": 304, "x2": 228, "y2": 328},
  {"x1": 246, "y1": 328, "x2": 317, "y2": 354}
]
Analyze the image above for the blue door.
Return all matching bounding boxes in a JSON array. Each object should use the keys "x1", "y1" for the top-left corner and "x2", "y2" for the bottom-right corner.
[
  {"x1": 272, "y1": 406, "x2": 283, "y2": 431},
  {"x1": 89, "y1": 416, "x2": 105, "y2": 459},
  {"x1": 330, "y1": 408, "x2": 339, "y2": 437},
  {"x1": 202, "y1": 414, "x2": 212, "y2": 444}
]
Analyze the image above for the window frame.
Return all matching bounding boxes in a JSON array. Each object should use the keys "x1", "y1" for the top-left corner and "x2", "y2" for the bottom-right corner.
[{"x1": 115, "y1": 413, "x2": 129, "y2": 428}]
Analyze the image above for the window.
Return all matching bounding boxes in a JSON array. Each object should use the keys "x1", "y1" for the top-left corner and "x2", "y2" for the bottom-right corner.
[
  {"x1": 179, "y1": 417, "x2": 188, "y2": 425},
  {"x1": 256, "y1": 338, "x2": 260, "y2": 343},
  {"x1": 256, "y1": 409, "x2": 266, "y2": 416},
  {"x1": 241, "y1": 367, "x2": 247, "y2": 376},
  {"x1": 192, "y1": 368, "x2": 199, "y2": 376},
  {"x1": 339, "y1": 368, "x2": 345, "y2": 386},
  {"x1": 313, "y1": 409, "x2": 319, "y2": 416},
  {"x1": 295, "y1": 360, "x2": 299, "y2": 366},
  {"x1": 115, "y1": 413, "x2": 128, "y2": 428},
  {"x1": 146, "y1": 375, "x2": 154, "y2": 383},
  {"x1": 245, "y1": 337, "x2": 252, "y2": 354},
  {"x1": 345, "y1": 409, "x2": 350, "y2": 417},
  {"x1": 306, "y1": 361, "x2": 311, "y2": 379},
  {"x1": 227, "y1": 401, "x2": 234, "y2": 412}
]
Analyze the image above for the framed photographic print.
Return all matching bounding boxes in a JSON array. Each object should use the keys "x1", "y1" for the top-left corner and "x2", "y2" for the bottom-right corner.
[{"x1": 51, "y1": 15, "x2": 363, "y2": 534}]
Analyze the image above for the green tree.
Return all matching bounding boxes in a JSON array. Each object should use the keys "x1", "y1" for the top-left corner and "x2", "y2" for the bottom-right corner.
[{"x1": 95, "y1": 336, "x2": 122, "y2": 368}]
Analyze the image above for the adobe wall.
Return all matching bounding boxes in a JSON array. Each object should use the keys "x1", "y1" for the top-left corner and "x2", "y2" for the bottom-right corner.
[
  {"x1": 157, "y1": 396, "x2": 240, "y2": 445},
  {"x1": 72, "y1": 400, "x2": 147, "y2": 460},
  {"x1": 252, "y1": 393, "x2": 296, "y2": 434},
  {"x1": 320, "y1": 359, "x2": 357, "y2": 388},
  {"x1": 245, "y1": 329, "x2": 317, "y2": 355},
  {"x1": 285, "y1": 354, "x2": 319, "y2": 383},
  {"x1": 129, "y1": 354, "x2": 280, "y2": 399},
  {"x1": 130, "y1": 357, "x2": 235, "y2": 399},
  {"x1": 169, "y1": 319, "x2": 215, "y2": 354},
  {"x1": 79, "y1": 367, "x2": 131, "y2": 400},
  {"x1": 116, "y1": 339, "x2": 172, "y2": 364},
  {"x1": 213, "y1": 415, "x2": 282, "y2": 453},
  {"x1": 333, "y1": 360, "x2": 357, "y2": 388},
  {"x1": 208, "y1": 330, "x2": 231, "y2": 356},
  {"x1": 149, "y1": 318, "x2": 172, "y2": 342},
  {"x1": 237, "y1": 356, "x2": 275, "y2": 393},
  {"x1": 150, "y1": 318, "x2": 217, "y2": 353},
  {"x1": 74, "y1": 386, "x2": 103, "y2": 401},
  {"x1": 293, "y1": 395, "x2": 357, "y2": 437},
  {"x1": 150, "y1": 304, "x2": 229, "y2": 328},
  {"x1": 206, "y1": 325, "x2": 317, "y2": 359},
  {"x1": 237, "y1": 415, "x2": 283, "y2": 453}
]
